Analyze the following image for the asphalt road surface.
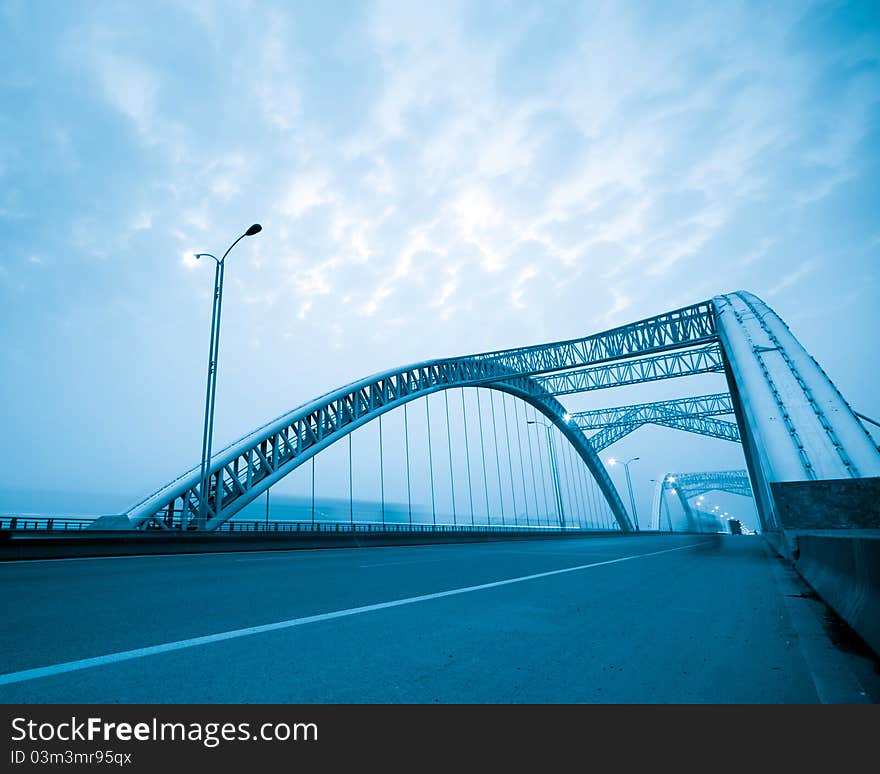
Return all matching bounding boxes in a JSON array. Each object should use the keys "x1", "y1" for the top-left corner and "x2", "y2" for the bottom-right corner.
[{"x1": 0, "y1": 535, "x2": 875, "y2": 702}]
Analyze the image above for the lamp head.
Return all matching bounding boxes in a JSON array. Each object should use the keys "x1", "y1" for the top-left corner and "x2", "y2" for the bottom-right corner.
[{"x1": 245, "y1": 223, "x2": 262, "y2": 237}]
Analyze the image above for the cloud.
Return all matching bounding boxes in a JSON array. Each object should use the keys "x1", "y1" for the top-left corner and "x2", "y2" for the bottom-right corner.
[{"x1": 768, "y1": 260, "x2": 816, "y2": 296}]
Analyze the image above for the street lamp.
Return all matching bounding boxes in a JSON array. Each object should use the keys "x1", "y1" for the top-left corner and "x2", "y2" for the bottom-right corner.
[
  {"x1": 608, "y1": 456, "x2": 640, "y2": 531},
  {"x1": 195, "y1": 223, "x2": 262, "y2": 529},
  {"x1": 527, "y1": 419, "x2": 566, "y2": 529}
]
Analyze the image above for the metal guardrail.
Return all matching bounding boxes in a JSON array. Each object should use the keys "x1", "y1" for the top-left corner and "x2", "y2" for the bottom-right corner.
[
  {"x1": 1, "y1": 515, "x2": 605, "y2": 534},
  {"x1": 0, "y1": 516, "x2": 94, "y2": 531},
  {"x1": 212, "y1": 521, "x2": 586, "y2": 534}
]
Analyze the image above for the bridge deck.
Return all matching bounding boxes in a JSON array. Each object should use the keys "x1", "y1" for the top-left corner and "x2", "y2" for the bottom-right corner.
[{"x1": 0, "y1": 536, "x2": 876, "y2": 702}]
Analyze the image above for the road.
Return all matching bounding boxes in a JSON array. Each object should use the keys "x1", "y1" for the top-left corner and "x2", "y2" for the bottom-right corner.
[{"x1": 0, "y1": 535, "x2": 875, "y2": 702}]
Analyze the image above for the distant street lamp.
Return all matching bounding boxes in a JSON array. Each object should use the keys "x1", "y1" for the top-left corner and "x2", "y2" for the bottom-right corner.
[
  {"x1": 527, "y1": 419, "x2": 566, "y2": 529},
  {"x1": 195, "y1": 223, "x2": 262, "y2": 529},
  {"x1": 608, "y1": 456, "x2": 640, "y2": 531}
]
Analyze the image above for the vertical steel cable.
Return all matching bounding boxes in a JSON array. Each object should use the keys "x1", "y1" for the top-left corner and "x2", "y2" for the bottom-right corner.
[
  {"x1": 501, "y1": 395, "x2": 518, "y2": 526},
  {"x1": 562, "y1": 442, "x2": 579, "y2": 528},
  {"x1": 524, "y1": 403, "x2": 540, "y2": 522},
  {"x1": 348, "y1": 432, "x2": 353, "y2": 526},
  {"x1": 476, "y1": 389, "x2": 491, "y2": 523},
  {"x1": 577, "y1": 455, "x2": 593, "y2": 529},
  {"x1": 444, "y1": 391, "x2": 456, "y2": 525},
  {"x1": 513, "y1": 399, "x2": 530, "y2": 526},
  {"x1": 489, "y1": 391, "x2": 506, "y2": 526},
  {"x1": 569, "y1": 444, "x2": 586, "y2": 529},
  {"x1": 532, "y1": 406, "x2": 552, "y2": 526},
  {"x1": 426, "y1": 395, "x2": 436, "y2": 526},
  {"x1": 461, "y1": 389, "x2": 475, "y2": 526},
  {"x1": 404, "y1": 402, "x2": 412, "y2": 526},
  {"x1": 379, "y1": 414, "x2": 385, "y2": 525}
]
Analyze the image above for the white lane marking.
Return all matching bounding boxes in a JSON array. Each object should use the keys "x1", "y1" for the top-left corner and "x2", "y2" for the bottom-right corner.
[{"x1": 0, "y1": 541, "x2": 709, "y2": 687}]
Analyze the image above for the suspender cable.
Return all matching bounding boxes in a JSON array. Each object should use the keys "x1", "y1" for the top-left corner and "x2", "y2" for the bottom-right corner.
[
  {"x1": 572, "y1": 446, "x2": 585, "y2": 529},
  {"x1": 348, "y1": 432, "x2": 353, "y2": 526},
  {"x1": 557, "y1": 434, "x2": 572, "y2": 528},
  {"x1": 551, "y1": 431, "x2": 565, "y2": 527},
  {"x1": 444, "y1": 391, "x2": 456, "y2": 525},
  {"x1": 476, "y1": 389, "x2": 491, "y2": 524},
  {"x1": 561, "y1": 441, "x2": 578, "y2": 529},
  {"x1": 501, "y1": 395, "x2": 518, "y2": 526},
  {"x1": 461, "y1": 389, "x2": 475, "y2": 526},
  {"x1": 404, "y1": 402, "x2": 412, "y2": 527},
  {"x1": 589, "y1": 469, "x2": 602, "y2": 529},
  {"x1": 379, "y1": 413, "x2": 385, "y2": 526},
  {"x1": 524, "y1": 404, "x2": 540, "y2": 523},
  {"x1": 574, "y1": 453, "x2": 587, "y2": 528},
  {"x1": 533, "y1": 407, "x2": 552, "y2": 526},
  {"x1": 603, "y1": 489, "x2": 613, "y2": 529},
  {"x1": 311, "y1": 456, "x2": 315, "y2": 526},
  {"x1": 513, "y1": 398, "x2": 530, "y2": 526},
  {"x1": 581, "y1": 457, "x2": 595, "y2": 529},
  {"x1": 558, "y1": 438, "x2": 573, "y2": 528},
  {"x1": 489, "y1": 391, "x2": 506, "y2": 526},
  {"x1": 426, "y1": 395, "x2": 436, "y2": 526},
  {"x1": 565, "y1": 442, "x2": 583, "y2": 529},
  {"x1": 576, "y1": 454, "x2": 592, "y2": 529}
]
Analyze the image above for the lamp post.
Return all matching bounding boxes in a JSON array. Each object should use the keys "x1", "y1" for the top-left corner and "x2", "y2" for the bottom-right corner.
[
  {"x1": 527, "y1": 419, "x2": 566, "y2": 529},
  {"x1": 195, "y1": 223, "x2": 262, "y2": 529},
  {"x1": 608, "y1": 456, "x2": 640, "y2": 531}
]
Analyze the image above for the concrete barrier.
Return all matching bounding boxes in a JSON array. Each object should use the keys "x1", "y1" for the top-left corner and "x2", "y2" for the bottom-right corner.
[
  {"x1": 793, "y1": 531, "x2": 880, "y2": 657},
  {"x1": 0, "y1": 528, "x2": 675, "y2": 561}
]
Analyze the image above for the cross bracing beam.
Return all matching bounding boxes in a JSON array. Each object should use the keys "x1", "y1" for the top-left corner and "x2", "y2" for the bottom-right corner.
[
  {"x1": 466, "y1": 301, "x2": 717, "y2": 378},
  {"x1": 584, "y1": 411, "x2": 740, "y2": 452},
  {"x1": 574, "y1": 392, "x2": 733, "y2": 429},
  {"x1": 124, "y1": 358, "x2": 633, "y2": 531},
  {"x1": 654, "y1": 415, "x2": 739, "y2": 443},
  {"x1": 574, "y1": 393, "x2": 739, "y2": 452},
  {"x1": 536, "y1": 345, "x2": 725, "y2": 396}
]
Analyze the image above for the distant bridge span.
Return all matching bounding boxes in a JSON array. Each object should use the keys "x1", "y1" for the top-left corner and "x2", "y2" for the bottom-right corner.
[{"x1": 119, "y1": 291, "x2": 880, "y2": 535}]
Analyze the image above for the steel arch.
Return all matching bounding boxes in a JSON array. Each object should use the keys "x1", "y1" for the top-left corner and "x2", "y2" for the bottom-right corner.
[
  {"x1": 649, "y1": 470, "x2": 753, "y2": 531},
  {"x1": 116, "y1": 289, "x2": 879, "y2": 539},
  {"x1": 124, "y1": 359, "x2": 633, "y2": 531},
  {"x1": 712, "y1": 291, "x2": 880, "y2": 531}
]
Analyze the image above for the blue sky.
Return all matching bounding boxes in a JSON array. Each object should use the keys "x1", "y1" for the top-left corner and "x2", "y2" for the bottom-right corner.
[{"x1": 1, "y1": 0, "x2": 878, "y2": 524}]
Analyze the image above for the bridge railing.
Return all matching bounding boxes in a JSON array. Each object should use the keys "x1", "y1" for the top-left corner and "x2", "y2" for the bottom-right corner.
[
  {"x1": 0, "y1": 516, "x2": 605, "y2": 534},
  {"x1": 0, "y1": 516, "x2": 94, "y2": 531},
  {"x1": 213, "y1": 521, "x2": 587, "y2": 534}
]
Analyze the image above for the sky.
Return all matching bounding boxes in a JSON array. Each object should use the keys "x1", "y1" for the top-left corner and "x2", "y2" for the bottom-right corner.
[{"x1": 1, "y1": 0, "x2": 878, "y2": 527}]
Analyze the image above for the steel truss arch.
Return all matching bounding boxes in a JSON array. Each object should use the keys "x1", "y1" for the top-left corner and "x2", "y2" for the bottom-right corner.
[
  {"x1": 118, "y1": 289, "x2": 879, "y2": 540},
  {"x1": 537, "y1": 345, "x2": 725, "y2": 396},
  {"x1": 124, "y1": 359, "x2": 633, "y2": 531},
  {"x1": 650, "y1": 470, "x2": 753, "y2": 531},
  {"x1": 575, "y1": 393, "x2": 740, "y2": 451},
  {"x1": 712, "y1": 291, "x2": 880, "y2": 531}
]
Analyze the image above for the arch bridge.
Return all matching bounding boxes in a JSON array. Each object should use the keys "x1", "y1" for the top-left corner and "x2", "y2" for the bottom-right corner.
[{"x1": 114, "y1": 291, "x2": 880, "y2": 547}]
